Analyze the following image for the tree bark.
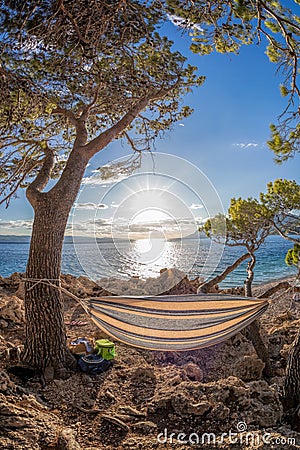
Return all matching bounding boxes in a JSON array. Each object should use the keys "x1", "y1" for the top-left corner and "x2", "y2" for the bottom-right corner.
[
  {"x1": 23, "y1": 150, "x2": 88, "y2": 380},
  {"x1": 283, "y1": 268, "x2": 300, "y2": 429},
  {"x1": 198, "y1": 252, "x2": 250, "y2": 293},
  {"x1": 243, "y1": 252, "x2": 273, "y2": 377},
  {"x1": 244, "y1": 320, "x2": 273, "y2": 378},
  {"x1": 23, "y1": 200, "x2": 70, "y2": 380},
  {"x1": 283, "y1": 329, "x2": 300, "y2": 430},
  {"x1": 244, "y1": 253, "x2": 255, "y2": 297}
]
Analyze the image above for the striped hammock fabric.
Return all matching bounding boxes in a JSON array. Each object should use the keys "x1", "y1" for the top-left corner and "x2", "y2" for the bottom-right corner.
[{"x1": 86, "y1": 294, "x2": 268, "y2": 351}]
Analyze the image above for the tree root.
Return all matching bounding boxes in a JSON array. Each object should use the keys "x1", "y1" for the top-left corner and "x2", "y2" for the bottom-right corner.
[{"x1": 258, "y1": 281, "x2": 291, "y2": 298}]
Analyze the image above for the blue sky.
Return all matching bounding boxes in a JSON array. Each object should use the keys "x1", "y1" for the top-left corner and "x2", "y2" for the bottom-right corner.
[{"x1": 0, "y1": 18, "x2": 299, "y2": 236}]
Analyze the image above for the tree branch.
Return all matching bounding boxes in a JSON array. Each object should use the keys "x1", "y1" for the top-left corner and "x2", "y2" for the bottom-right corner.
[
  {"x1": 52, "y1": 106, "x2": 78, "y2": 126},
  {"x1": 60, "y1": 0, "x2": 90, "y2": 45},
  {"x1": 83, "y1": 83, "x2": 179, "y2": 159},
  {"x1": 198, "y1": 252, "x2": 250, "y2": 293},
  {"x1": 52, "y1": 106, "x2": 88, "y2": 147},
  {"x1": 80, "y1": 86, "x2": 100, "y2": 121},
  {"x1": 83, "y1": 96, "x2": 150, "y2": 159},
  {"x1": 271, "y1": 220, "x2": 300, "y2": 244},
  {"x1": 257, "y1": 0, "x2": 300, "y2": 96},
  {"x1": 0, "y1": 170, "x2": 29, "y2": 207},
  {"x1": 258, "y1": 280, "x2": 291, "y2": 298},
  {"x1": 26, "y1": 147, "x2": 55, "y2": 207}
]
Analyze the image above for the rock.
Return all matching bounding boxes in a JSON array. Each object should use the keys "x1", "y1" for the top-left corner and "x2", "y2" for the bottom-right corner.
[
  {"x1": 118, "y1": 405, "x2": 146, "y2": 417},
  {"x1": 57, "y1": 428, "x2": 81, "y2": 450},
  {"x1": 101, "y1": 414, "x2": 129, "y2": 431},
  {"x1": 122, "y1": 437, "x2": 140, "y2": 448},
  {"x1": 163, "y1": 273, "x2": 201, "y2": 295},
  {"x1": 149, "y1": 375, "x2": 282, "y2": 428},
  {"x1": 230, "y1": 332, "x2": 245, "y2": 347},
  {"x1": 233, "y1": 355, "x2": 265, "y2": 381},
  {"x1": 221, "y1": 286, "x2": 245, "y2": 296},
  {"x1": 269, "y1": 321, "x2": 299, "y2": 347},
  {"x1": 209, "y1": 402, "x2": 230, "y2": 420},
  {"x1": 132, "y1": 421, "x2": 157, "y2": 434},
  {"x1": 182, "y1": 363, "x2": 204, "y2": 382},
  {"x1": 61, "y1": 274, "x2": 110, "y2": 299},
  {"x1": 114, "y1": 414, "x2": 133, "y2": 422},
  {"x1": 0, "y1": 371, "x2": 16, "y2": 392},
  {"x1": 80, "y1": 374, "x2": 94, "y2": 387},
  {"x1": 0, "y1": 393, "x2": 61, "y2": 449},
  {"x1": 1, "y1": 272, "x2": 23, "y2": 289},
  {"x1": 132, "y1": 367, "x2": 156, "y2": 381},
  {"x1": 207, "y1": 377, "x2": 282, "y2": 427},
  {"x1": 77, "y1": 276, "x2": 101, "y2": 290},
  {"x1": 149, "y1": 392, "x2": 211, "y2": 418},
  {"x1": 98, "y1": 268, "x2": 199, "y2": 296},
  {"x1": 15, "y1": 281, "x2": 25, "y2": 300},
  {"x1": 0, "y1": 318, "x2": 8, "y2": 328},
  {"x1": 268, "y1": 334, "x2": 283, "y2": 358},
  {"x1": 246, "y1": 380, "x2": 283, "y2": 427},
  {"x1": 188, "y1": 401, "x2": 211, "y2": 416},
  {"x1": 105, "y1": 389, "x2": 115, "y2": 401},
  {"x1": 169, "y1": 374, "x2": 182, "y2": 386},
  {"x1": 5, "y1": 346, "x2": 22, "y2": 362},
  {"x1": 0, "y1": 295, "x2": 25, "y2": 324}
]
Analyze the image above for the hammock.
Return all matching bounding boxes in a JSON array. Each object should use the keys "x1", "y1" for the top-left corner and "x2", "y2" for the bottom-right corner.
[{"x1": 86, "y1": 293, "x2": 268, "y2": 351}]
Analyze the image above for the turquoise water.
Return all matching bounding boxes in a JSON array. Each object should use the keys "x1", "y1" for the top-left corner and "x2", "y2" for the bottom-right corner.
[{"x1": 0, "y1": 234, "x2": 296, "y2": 287}]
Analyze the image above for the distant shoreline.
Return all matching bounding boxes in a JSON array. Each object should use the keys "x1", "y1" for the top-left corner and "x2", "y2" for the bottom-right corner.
[{"x1": 0, "y1": 234, "x2": 296, "y2": 288}]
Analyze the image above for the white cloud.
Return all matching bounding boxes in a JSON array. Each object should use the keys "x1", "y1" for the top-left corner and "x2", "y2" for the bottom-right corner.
[
  {"x1": 69, "y1": 215, "x2": 200, "y2": 239},
  {"x1": 0, "y1": 215, "x2": 202, "y2": 239},
  {"x1": 195, "y1": 217, "x2": 208, "y2": 225},
  {"x1": 190, "y1": 203, "x2": 204, "y2": 210},
  {"x1": 82, "y1": 166, "x2": 131, "y2": 186},
  {"x1": 74, "y1": 202, "x2": 108, "y2": 210},
  {"x1": 68, "y1": 217, "x2": 113, "y2": 235},
  {"x1": 0, "y1": 219, "x2": 33, "y2": 229},
  {"x1": 233, "y1": 142, "x2": 259, "y2": 149}
]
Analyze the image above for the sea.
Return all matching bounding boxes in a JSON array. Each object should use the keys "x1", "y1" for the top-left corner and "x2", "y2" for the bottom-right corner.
[{"x1": 0, "y1": 234, "x2": 297, "y2": 288}]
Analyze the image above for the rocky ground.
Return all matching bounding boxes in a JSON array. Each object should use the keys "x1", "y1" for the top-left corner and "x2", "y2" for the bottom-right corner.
[{"x1": 1, "y1": 270, "x2": 300, "y2": 449}]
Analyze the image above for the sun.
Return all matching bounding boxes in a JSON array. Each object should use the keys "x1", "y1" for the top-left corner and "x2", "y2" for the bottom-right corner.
[{"x1": 131, "y1": 209, "x2": 171, "y2": 225}]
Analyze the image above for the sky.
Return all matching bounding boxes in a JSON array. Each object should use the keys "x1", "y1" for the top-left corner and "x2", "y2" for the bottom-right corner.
[
  {"x1": 70, "y1": 152, "x2": 224, "y2": 239},
  {"x1": 0, "y1": 14, "x2": 299, "y2": 238}
]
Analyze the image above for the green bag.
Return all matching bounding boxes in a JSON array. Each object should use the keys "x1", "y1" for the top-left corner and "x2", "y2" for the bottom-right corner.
[{"x1": 94, "y1": 339, "x2": 116, "y2": 361}]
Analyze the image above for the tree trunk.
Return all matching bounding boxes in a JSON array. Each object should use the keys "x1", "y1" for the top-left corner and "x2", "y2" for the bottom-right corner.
[
  {"x1": 23, "y1": 151, "x2": 88, "y2": 381},
  {"x1": 244, "y1": 320, "x2": 273, "y2": 378},
  {"x1": 198, "y1": 252, "x2": 250, "y2": 293},
  {"x1": 243, "y1": 253, "x2": 273, "y2": 377},
  {"x1": 283, "y1": 268, "x2": 300, "y2": 429},
  {"x1": 244, "y1": 254, "x2": 255, "y2": 297},
  {"x1": 283, "y1": 329, "x2": 300, "y2": 430},
  {"x1": 23, "y1": 199, "x2": 74, "y2": 380}
]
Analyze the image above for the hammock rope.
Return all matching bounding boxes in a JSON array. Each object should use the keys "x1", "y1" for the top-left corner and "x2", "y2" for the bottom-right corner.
[{"x1": 23, "y1": 278, "x2": 269, "y2": 351}]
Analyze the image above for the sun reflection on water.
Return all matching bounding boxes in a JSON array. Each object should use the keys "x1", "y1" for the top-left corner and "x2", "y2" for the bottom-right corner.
[{"x1": 124, "y1": 237, "x2": 181, "y2": 279}]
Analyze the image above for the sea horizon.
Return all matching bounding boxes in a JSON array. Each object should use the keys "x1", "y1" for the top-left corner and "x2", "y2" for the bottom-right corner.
[{"x1": 0, "y1": 234, "x2": 296, "y2": 288}]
